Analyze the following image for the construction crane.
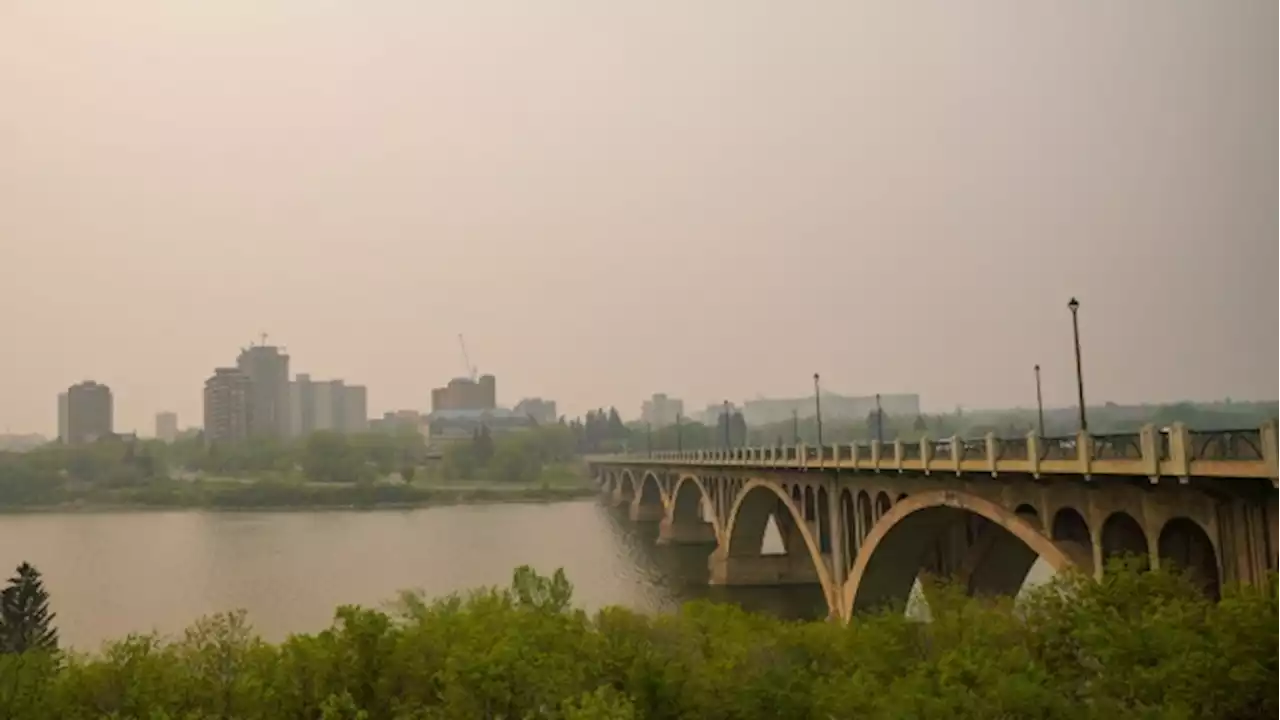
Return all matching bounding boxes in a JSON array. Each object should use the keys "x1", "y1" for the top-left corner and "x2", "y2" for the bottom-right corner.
[{"x1": 457, "y1": 334, "x2": 477, "y2": 382}]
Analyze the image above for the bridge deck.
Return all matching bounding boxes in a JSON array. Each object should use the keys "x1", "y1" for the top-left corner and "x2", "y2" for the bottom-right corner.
[{"x1": 591, "y1": 423, "x2": 1278, "y2": 483}]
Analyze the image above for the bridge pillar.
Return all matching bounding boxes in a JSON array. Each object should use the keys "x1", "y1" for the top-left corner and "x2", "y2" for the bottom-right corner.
[
  {"x1": 657, "y1": 517, "x2": 717, "y2": 545},
  {"x1": 610, "y1": 483, "x2": 631, "y2": 508},
  {"x1": 708, "y1": 546, "x2": 825, "y2": 586},
  {"x1": 629, "y1": 501, "x2": 665, "y2": 523}
]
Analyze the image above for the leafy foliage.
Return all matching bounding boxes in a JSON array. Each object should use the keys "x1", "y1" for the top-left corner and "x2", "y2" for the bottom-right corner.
[{"x1": 0, "y1": 564, "x2": 1273, "y2": 719}]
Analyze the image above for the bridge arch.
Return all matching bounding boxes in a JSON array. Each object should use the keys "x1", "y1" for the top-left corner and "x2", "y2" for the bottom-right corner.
[
  {"x1": 874, "y1": 492, "x2": 892, "y2": 519},
  {"x1": 1100, "y1": 511, "x2": 1149, "y2": 568},
  {"x1": 843, "y1": 489, "x2": 1075, "y2": 617},
  {"x1": 722, "y1": 479, "x2": 836, "y2": 608},
  {"x1": 856, "y1": 491, "x2": 874, "y2": 544},
  {"x1": 1157, "y1": 516, "x2": 1220, "y2": 599},
  {"x1": 616, "y1": 469, "x2": 637, "y2": 503},
  {"x1": 668, "y1": 475, "x2": 722, "y2": 538},
  {"x1": 637, "y1": 470, "x2": 664, "y2": 507}
]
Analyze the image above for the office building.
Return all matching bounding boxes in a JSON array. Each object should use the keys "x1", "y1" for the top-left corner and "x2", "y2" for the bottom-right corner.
[
  {"x1": 204, "y1": 367, "x2": 252, "y2": 446},
  {"x1": 696, "y1": 402, "x2": 739, "y2": 426},
  {"x1": 741, "y1": 393, "x2": 922, "y2": 426},
  {"x1": 431, "y1": 375, "x2": 496, "y2": 412},
  {"x1": 289, "y1": 376, "x2": 368, "y2": 436},
  {"x1": 66, "y1": 381, "x2": 113, "y2": 444},
  {"x1": 640, "y1": 393, "x2": 683, "y2": 428},
  {"x1": 155, "y1": 411, "x2": 179, "y2": 443},
  {"x1": 370, "y1": 410, "x2": 424, "y2": 436},
  {"x1": 236, "y1": 343, "x2": 290, "y2": 439},
  {"x1": 343, "y1": 385, "x2": 368, "y2": 432},
  {"x1": 514, "y1": 397, "x2": 557, "y2": 424}
]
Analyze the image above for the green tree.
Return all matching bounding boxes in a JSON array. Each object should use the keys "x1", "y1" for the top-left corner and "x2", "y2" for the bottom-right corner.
[
  {"x1": 0, "y1": 563, "x2": 57, "y2": 654},
  {"x1": 302, "y1": 432, "x2": 361, "y2": 483},
  {"x1": 472, "y1": 425, "x2": 495, "y2": 466}
]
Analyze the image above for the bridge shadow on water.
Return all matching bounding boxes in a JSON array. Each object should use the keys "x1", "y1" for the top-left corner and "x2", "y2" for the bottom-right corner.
[{"x1": 599, "y1": 503, "x2": 829, "y2": 622}]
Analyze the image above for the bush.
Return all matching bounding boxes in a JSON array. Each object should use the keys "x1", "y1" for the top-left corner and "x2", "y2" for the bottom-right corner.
[{"x1": 0, "y1": 565, "x2": 1273, "y2": 719}]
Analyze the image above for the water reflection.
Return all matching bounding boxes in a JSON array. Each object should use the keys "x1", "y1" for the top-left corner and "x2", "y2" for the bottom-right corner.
[
  {"x1": 0, "y1": 499, "x2": 1052, "y2": 649},
  {"x1": 599, "y1": 505, "x2": 829, "y2": 620}
]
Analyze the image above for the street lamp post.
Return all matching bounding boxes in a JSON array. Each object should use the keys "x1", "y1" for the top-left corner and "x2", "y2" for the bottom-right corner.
[
  {"x1": 813, "y1": 373, "x2": 824, "y2": 448},
  {"x1": 722, "y1": 400, "x2": 731, "y2": 448},
  {"x1": 874, "y1": 393, "x2": 884, "y2": 444},
  {"x1": 646, "y1": 422, "x2": 652, "y2": 457},
  {"x1": 1034, "y1": 364, "x2": 1045, "y2": 438},
  {"x1": 792, "y1": 409, "x2": 799, "y2": 444},
  {"x1": 675, "y1": 412, "x2": 682, "y2": 452},
  {"x1": 1068, "y1": 297, "x2": 1088, "y2": 432}
]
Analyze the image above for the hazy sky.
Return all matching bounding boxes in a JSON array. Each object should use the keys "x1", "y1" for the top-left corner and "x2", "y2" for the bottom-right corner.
[{"x1": 2, "y1": 1, "x2": 1276, "y2": 435}]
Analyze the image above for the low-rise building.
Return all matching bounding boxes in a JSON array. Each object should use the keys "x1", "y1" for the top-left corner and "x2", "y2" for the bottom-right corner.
[
  {"x1": 155, "y1": 411, "x2": 179, "y2": 443},
  {"x1": 514, "y1": 397, "x2": 557, "y2": 424},
  {"x1": 427, "y1": 408, "x2": 533, "y2": 442}
]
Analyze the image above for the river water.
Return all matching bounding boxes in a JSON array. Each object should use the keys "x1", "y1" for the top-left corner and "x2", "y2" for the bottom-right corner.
[{"x1": 0, "y1": 499, "x2": 830, "y2": 650}]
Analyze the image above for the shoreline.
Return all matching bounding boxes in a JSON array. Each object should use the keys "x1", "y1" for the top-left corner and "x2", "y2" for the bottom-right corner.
[{"x1": 0, "y1": 485, "x2": 601, "y2": 514}]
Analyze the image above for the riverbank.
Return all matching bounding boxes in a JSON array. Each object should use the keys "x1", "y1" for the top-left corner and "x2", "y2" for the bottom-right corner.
[{"x1": 0, "y1": 479, "x2": 599, "y2": 513}]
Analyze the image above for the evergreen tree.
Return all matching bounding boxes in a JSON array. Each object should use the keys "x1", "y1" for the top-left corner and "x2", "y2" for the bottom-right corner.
[
  {"x1": 0, "y1": 562, "x2": 58, "y2": 654},
  {"x1": 606, "y1": 407, "x2": 626, "y2": 440},
  {"x1": 473, "y1": 424, "x2": 495, "y2": 465}
]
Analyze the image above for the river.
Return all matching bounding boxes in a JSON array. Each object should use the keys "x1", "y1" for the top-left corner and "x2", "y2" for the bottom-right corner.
[{"x1": 0, "y1": 499, "x2": 831, "y2": 650}]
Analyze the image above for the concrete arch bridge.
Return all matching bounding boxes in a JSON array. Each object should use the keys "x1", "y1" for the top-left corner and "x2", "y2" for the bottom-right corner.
[{"x1": 589, "y1": 423, "x2": 1278, "y2": 621}]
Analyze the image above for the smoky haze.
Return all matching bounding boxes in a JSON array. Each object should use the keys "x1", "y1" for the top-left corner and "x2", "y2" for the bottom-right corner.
[{"x1": 1, "y1": 0, "x2": 1275, "y2": 435}]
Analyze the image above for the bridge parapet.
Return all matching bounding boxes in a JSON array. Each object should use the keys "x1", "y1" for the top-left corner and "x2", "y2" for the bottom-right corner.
[{"x1": 619, "y1": 422, "x2": 1278, "y2": 483}]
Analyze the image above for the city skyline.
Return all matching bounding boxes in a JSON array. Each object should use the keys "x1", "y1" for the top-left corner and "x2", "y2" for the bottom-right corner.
[{"x1": 2, "y1": 1, "x2": 1275, "y2": 435}]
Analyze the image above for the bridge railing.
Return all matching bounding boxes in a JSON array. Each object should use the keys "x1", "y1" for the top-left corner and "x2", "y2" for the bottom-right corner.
[{"x1": 591, "y1": 422, "x2": 1278, "y2": 482}]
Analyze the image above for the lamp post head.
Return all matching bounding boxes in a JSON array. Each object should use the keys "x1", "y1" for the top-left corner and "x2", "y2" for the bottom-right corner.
[
  {"x1": 1034, "y1": 364, "x2": 1040, "y2": 372},
  {"x1": 1068, "y1": 297, "x2": 1080, "y2": 312}
]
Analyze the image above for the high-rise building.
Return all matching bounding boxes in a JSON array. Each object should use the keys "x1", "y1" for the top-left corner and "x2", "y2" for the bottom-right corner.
[
  {"x1": 514, "y1": 397, "x2": 557, "y2": 424},
  {"x1": 640, "y1": 393, "x2": 683, "y2": 428},
  {"x1": 204, "y1": 368, "x2": 251, "y2": 447},
  {"x1": 344, "y1": 385, "x2": 368, "y2": 432},
  {"x1": 236, "y1": 344, "x2": 290, "y2": 439},
  {"x1": 431, "y1": 374, "x2": 496, "y2": 412},
  {"x1": 289, "y1": 373, "x2": 317, "y2": 438},
  {"x1": 155, "y1": 411, "x2": 179, "y2": 443},
  {"x1": 289, "y1": 376, "x2": 368, "y2": 436},
  {"x1": 66, "y1": 381, "x2": 113, "y2": 444},
  {"x1": 57, "y1": 392, "x2": 69, "y2": 443}
]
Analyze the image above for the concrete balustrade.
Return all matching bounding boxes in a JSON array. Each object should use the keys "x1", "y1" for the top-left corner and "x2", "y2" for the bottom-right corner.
[{"x1": 606, "y1": 423, "x2": 1279, "y2": 483}]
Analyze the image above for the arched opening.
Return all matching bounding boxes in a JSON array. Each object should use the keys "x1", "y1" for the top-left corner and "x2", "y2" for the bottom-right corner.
[
  {"x1": 1158, "y1": 517, "x2": 1220, "y2": 600},
  {"x1": 1015, "y1": 504, "x2": 1040, "y2": 529},
  {"x1": 840, "y1": 489, "x2": 856, "y2": 569},
  {"x1": 1101, "y1": 512, "x2": 1149, "y2": 570},
  {"x1": 845, "y1": 491, "x2": 1074, "y2": 617},
  {"x1": 721, "y1": 482, "x2": 831, "y2": 594},
  {"x1": 638, "y1": 473, "x2": 663, "y2": 508},
  {"x1": 874, "y1": 492, "x2": 891, "y2": 520},
  {"x1": 896, "y1": 493, "x2": 908, "y2": 504},
  {"x1": 671, "y1": 478, "x2": 710, "y2": 525},
  {"x1": 817, "y1": 486, "x2": 831, "y2": 553},
  {"x1": 617, "y1": 472, "x2": 636, "y2": 502},
  {"x1": 803, "y1": 486, "x2": 816, "y2": 522},
  {"x1": 1050, "y1": 507, "x2": 1094, "y2": 574},
  {"x1": 790, "y1": 485, "x2": 803, "y2": 510},
  {"x1": 856, "y1": 491, "x2": 874, "y2": 543}
]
